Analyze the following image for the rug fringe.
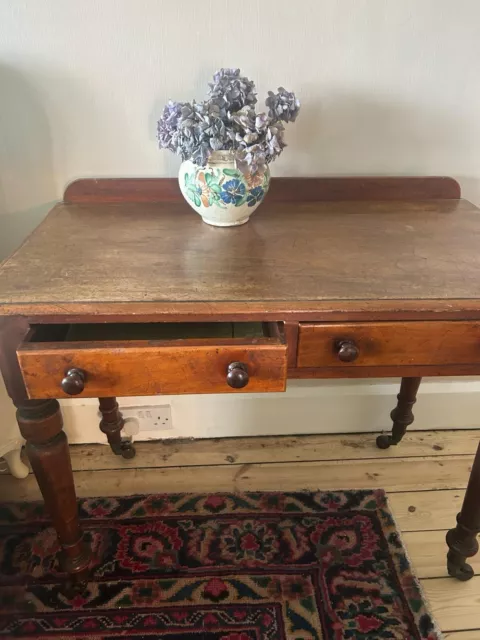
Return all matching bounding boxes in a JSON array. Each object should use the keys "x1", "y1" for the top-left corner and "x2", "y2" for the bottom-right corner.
[{"x1": 384, "y1": 493, "x2": 445, "y2": 640}]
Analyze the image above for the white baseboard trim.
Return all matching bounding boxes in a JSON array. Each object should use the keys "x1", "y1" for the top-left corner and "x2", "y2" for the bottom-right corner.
[{"x1": 57, "y1": 377, "x2": 480, "y2": 445}]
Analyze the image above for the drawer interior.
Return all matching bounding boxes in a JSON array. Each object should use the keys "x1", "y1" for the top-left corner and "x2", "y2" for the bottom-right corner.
[{"x1": 28, "y1": 322, "x2": 281, "y2": 344}]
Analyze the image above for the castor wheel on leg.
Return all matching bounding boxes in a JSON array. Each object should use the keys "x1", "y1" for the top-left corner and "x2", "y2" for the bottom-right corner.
[
  {"x1": 446, "y1": 510, "x2": 480, "y2": 582},
  {"x1": 119, "y1": 440, "x2": 136, "y2": 459},
  {"x1": 376, "y1": 377, "x2": 422, "y2": 450},
  {"x1": 447, "y1": 550, "x2": 475, "y2": 581},
  {"x1": 111, "y1": 439, "x2": 136, "y2": 459},
  {"x1": 376, "y1": 434, "x2": 394, "y2": 449},
  {"x1": 98, "y1": 397, "x2": 136, "y2": 459}
]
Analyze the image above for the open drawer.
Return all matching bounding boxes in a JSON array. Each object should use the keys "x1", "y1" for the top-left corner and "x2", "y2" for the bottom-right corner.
[{"x1": 17, "y1": 322, "x2": 287, "y2": 399}]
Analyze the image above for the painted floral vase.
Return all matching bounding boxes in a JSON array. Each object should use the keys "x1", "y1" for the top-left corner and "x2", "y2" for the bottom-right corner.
[{"x1": 178, "y1": 151, "x2": 270, "y2": 227}]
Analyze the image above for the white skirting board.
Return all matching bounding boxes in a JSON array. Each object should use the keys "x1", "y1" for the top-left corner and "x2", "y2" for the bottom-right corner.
[{"x1": 52, "y1": 377, "x2": 480, "y2": 445}]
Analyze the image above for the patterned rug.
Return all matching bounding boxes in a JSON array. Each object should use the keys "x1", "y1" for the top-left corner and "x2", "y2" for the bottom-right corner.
[{"x1": 0, "y1": 490, "x2": 440, "y2": 639}]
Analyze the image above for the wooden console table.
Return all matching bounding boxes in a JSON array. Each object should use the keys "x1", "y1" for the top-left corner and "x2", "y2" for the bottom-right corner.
[{"x1": 1, "y1": 176, "x2": 480, "y2": 586}]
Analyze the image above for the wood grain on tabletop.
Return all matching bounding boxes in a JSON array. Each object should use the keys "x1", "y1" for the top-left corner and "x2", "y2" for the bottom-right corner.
[{"x1": 1, "y1": 199, "x2": 480, "y2": 312}]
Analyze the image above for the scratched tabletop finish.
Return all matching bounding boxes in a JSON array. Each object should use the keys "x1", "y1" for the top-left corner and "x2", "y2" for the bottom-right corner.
[{"x1": 1, "y1": 199, "x2": 480, "y2": 308}]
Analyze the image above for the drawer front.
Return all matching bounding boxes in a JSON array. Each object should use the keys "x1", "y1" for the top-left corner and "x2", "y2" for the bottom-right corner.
[
  {"x1": 297, "y1": 321, "x2": 480, "y2": 368},
  {"x1": 18, "y1": 324, "x2": 287, "y2": 399}
]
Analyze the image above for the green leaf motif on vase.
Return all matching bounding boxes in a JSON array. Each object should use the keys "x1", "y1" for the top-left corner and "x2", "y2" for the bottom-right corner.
[
  {"x1": 185, "y1": 167, "x2": 257, "y2": 209},
  {"x1": 186, "y1": 184, "x2": 201, "y2": 207},
  {"x1": 223, "y1": 168, "x2": 240, "y2": 177},
  {"x1": 235, "y1": 193, "x2": 249, "y2": 207},
  {"x1": 263, "y1": 172, "x2": 270, "y2": 192}
]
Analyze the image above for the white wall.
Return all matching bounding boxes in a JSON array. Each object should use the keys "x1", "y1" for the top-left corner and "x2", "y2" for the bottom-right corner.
[
  {"x1": 1, "y1": 1, "x2": 480, "y2": 443},
  {"x1": 63, "y1": 378, "x2": 480, "y2": 445}
]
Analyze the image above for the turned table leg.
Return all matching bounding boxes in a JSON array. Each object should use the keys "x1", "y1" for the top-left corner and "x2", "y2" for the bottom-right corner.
[
  {"x1": 16, "y1": 399, "x2": 90, "y2": 582},
  {"x1": 377, "y1": 377, "x2": 422, "y2": 449},
  {"x1": 99, "y1": 397, "x2": 136, "y2": 459},
  {"x1": 446, "y1": 441, "x2": 480, "y2": 581}
]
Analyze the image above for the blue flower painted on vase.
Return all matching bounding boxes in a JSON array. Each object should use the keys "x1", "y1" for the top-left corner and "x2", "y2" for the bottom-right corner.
[
  {"x1": 221, "y1": 179, "x2": 246, "y2": 205},
  {"x1": 247, "y1": 186, "x2": 265, "y2": 207}
]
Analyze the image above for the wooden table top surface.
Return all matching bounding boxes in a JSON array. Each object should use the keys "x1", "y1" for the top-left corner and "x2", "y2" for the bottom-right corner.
[{"x1": 1, "y1": 194, "x2": 480, "y2": 318}]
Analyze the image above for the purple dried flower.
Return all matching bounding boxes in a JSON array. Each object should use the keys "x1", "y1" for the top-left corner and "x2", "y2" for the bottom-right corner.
[
  {"x1": 235, "y1": 144, "x2": 267, "y2": 177},
  {"x1": 266, "y1": 87, "x2": 300, "y2": 123},
  {"x1": 208, "y1": 68, "x2": 257, "y2": 112},
  {"x1": 230, "y1": 107, "x2": 273, "y2": 150},
  {"x1": 157, "y1": 100, "x2": 188, "y2": 155},
  {"x1": 255, "y1": 112, "x2": 270, "y2": 131},
  {"x1": 265, "y1": 121, "x2": 286, "y2": 162},
  {"x1": 156, "y1": 69, "x2": 300, "y2": 176}
]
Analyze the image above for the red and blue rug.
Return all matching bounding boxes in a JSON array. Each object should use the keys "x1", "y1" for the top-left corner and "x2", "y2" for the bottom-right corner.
[{"x1": 0, "y1": 490, "x2": 439, "y2": 638}]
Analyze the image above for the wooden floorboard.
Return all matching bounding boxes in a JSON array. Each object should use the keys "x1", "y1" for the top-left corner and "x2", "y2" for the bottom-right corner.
[
  {"x1": 1, "y1": 429, "x2": 479, "y2": 636},
  {"x1": 65, "y1": 430, "x2": 480, "y2": 471},
  {"x1": 402, "y1": 530, "x2": 480, "y2": 579},
  {"x1": 388, "y1": 489, "x2": 466, "y2": 531},
  {"x1": 0, "y1": 454, "x2": 473, "y2": 501},
  {"x1": 424, "y1": 577, "x2": 480, "y2": 633}
]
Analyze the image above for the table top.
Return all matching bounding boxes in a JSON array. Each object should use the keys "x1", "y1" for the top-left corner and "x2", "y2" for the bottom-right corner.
[{"x1": 1, "y1": 181, "x2": 480, "y2": 320}]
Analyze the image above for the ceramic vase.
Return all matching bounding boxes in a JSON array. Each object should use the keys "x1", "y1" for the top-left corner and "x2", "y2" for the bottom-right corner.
[{"x1": 178, "y1": 151, "x2": 270, "y2": 227}]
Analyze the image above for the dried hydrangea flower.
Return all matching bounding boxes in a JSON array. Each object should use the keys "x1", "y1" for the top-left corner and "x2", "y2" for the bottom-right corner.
[
  {"x1": 208, "y1": 68, "x2": 257, "y2": 113},
  {"x1": 266, "y1": 87, "x2": 301, "y2": 123},
  {"x1": 265, "y1": 121, "x2": 286, "y2": 162},
  {"x1": 157, "y1": 100, "x2": 189, "y2": 156},
  {"x1": 235, "y1": 144, "x2": 267, "y2": 177},
  {"x1": 231, "y1": 107, "x2": 270, "y2": 141},
  {"x1": 157, "y1": 69, "x2": 300, "y2": 177}
]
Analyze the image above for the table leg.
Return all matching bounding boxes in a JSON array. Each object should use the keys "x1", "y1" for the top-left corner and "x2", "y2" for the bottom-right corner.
[
  {"x1": 16, "y1": 398, "x2": 90, "y2": 582},
  {"x1": 99, "y1": 397, "x2": 136, "y2": 459},
  {"x1": 446, "y1": 441, "x2": 480, "y2": 581},
  {"x1": 376, "y1": 377, "x2": 422, "y2": 449}
]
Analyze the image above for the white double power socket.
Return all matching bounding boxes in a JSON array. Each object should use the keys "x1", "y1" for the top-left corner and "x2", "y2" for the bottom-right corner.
[{"x1": 119, "y1": 405, "x2": 173, "y2": 438}]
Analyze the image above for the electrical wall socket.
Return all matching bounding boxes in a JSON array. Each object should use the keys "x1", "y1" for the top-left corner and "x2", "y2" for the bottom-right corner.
[{"x1": 119, "y1": 405, "x2": 172, "y2": 437}]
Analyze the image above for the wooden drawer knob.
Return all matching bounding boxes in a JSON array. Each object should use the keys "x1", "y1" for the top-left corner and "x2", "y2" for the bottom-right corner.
[
  {"x1": 226, "y1": 362, "x2": 249, "y2": 389},
  {"x1": 61, "y1": 368, "x2": 86, "y2": 395},
  {"x1": 335, "y1": 339, "x2": 359, "y2": 363}
]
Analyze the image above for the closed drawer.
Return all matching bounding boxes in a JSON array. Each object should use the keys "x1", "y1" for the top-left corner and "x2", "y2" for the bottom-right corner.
[
  {"x1": 18, "y1": 322, "x2": 287, "y2": 399},
  {"x1": 297, "y1": 321, "x2": 480, "y2": 368}
]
